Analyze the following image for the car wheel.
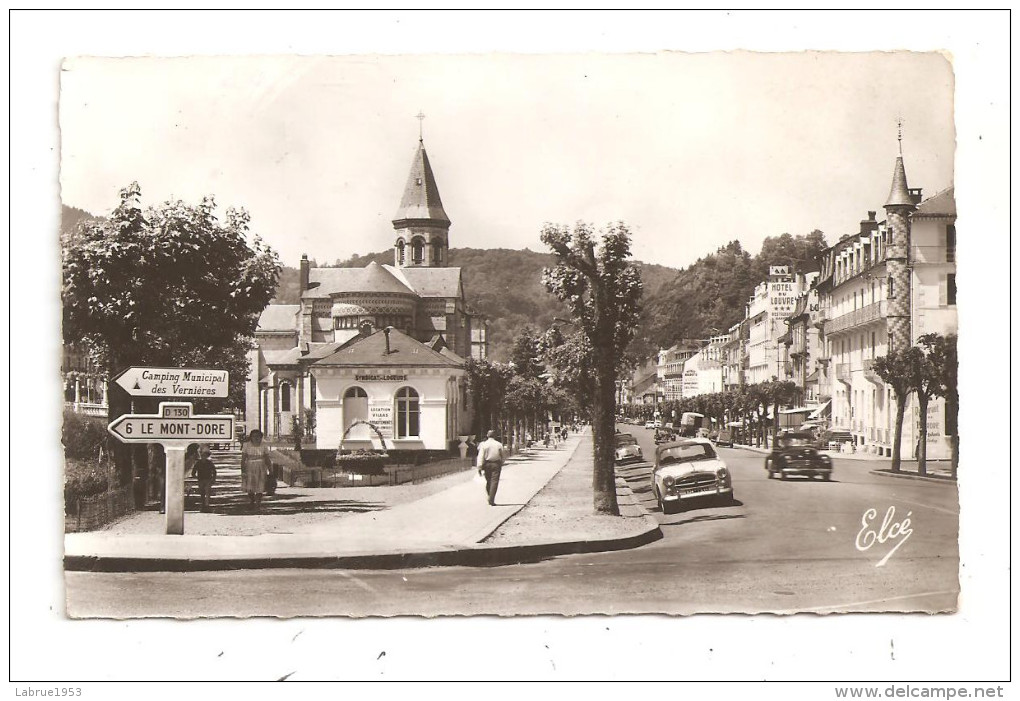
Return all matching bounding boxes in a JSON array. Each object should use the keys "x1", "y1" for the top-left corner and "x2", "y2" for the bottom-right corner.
[
  {"x1": 823, "y1": 472, "x2": 831, "y2": 482},
  {"x1": 780, "y1": 471, "x2": 787, "y2": 480},
  {"x1": 767, "y1": 468, "x2": 774, "y2": 479},
  {"x1": 660, "y1": 497, "x2": 675, "y2": 515}
]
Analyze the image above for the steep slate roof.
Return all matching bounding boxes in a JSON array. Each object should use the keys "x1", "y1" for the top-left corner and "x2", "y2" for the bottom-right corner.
[
  {"x1": 257, "y1": 305, "x2": 300, "y2": 332},
  {"x1": 885, "y1": 156, "x2": 914, "y2": 208},
  {"x1": 914, "y1": 187, "x2": 956, "y2": 217},
  {"x1": 392, "y1": 142, "x2": 450, "y2": 226},
  {"x1": 387, "y1": 264, "x2": 463, "y2": 298},
  {"x1": 305, "y1": 261, "x2": 416, "y2": 297},
  {"x1": 311, "y1": 327, "x2": 463, "y2": 368}
]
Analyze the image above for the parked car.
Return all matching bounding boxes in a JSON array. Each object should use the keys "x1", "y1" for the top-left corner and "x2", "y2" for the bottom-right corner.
[
  {"x1": 614, "y1": 433, "x2": 644, "y2": 464},
  {"x1": 651, "y1": 438, "x2": 734, "y2": 514},
  {"x1": 644, "y1": 420, "x2": 656, "y2": 429},
  {"x1": 715, "y1": 428, "x2": 734, "y2": 448},
  {"x1": 654, "y1": 427, "x2": 676, "y2": 444},
  {"x1": 765, "y1": 431, "x2": 833, "y2": 481}
]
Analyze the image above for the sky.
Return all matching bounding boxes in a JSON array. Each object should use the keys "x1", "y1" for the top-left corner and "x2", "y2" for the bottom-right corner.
[
  {"x1": 11, "y1": 10, "x2": 1012, "y2": 686},
  {"x1": 59, "y1": 51, "x2": 955, "y2": 271}
]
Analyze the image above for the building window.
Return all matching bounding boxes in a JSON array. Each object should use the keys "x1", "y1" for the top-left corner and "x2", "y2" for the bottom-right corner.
[
  {"x1": 946, "y1": 224, "x2": 956, "y2": 263},
  {"x1": 396, "y1": 239, "x2": 406, "y2": 264},
  {"x1": 395, "y1": 387, "x2": 420, "y2": 438},
  {"x1": 411, "y1": 237, "x2": 425, "y2": 264},
  {"x1": 947, "y1": 273, "x2": 957, "y2": 306},
  {"x1": 280, "y1": 382, "x2": 291, "y2": 412},
  {"x1": 887, "y1": 276, "x2": 894, "y2": 298}
]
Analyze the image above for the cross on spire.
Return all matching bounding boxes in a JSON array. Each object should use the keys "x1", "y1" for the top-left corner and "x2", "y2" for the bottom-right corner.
[
  {"x1": 415, "y1": 110, "x2": 426, "y2": 142},
  {"x1": 896, "y1": 116, "x2": 904, "y2": 155}
]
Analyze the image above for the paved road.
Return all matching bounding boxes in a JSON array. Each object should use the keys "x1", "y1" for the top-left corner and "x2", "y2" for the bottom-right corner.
[{"x1": 65, "y1": 426, "x2": 959, "y2": 617}]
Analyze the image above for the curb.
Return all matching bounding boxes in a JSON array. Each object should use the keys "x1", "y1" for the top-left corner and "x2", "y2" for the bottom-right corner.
[
  {"x1": 63, "y1": 521, "x2": 663, "y2": 573},
  {"x1": 869, "y1": 469, "x2": 956, "y2": 484}
]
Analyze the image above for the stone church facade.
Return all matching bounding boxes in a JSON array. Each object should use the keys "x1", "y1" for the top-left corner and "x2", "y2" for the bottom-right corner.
[{"x1": 246, "y1": 138, "x2": 487, "y2": 450}]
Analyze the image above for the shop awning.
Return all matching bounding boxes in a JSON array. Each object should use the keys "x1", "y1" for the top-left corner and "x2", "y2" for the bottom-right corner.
[
  {"x1": 779, "y1": 406, "x2": 815, "y2": 415},
  {"x1": 808, "y1": 400, "x2": 831, "y2": 420}
]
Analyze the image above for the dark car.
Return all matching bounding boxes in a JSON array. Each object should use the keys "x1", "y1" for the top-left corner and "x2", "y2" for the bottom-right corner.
[
  {"x1": 715, "y1": 428, "x2": 734, "y2": 448},
  {"x1": 765, "y1": 431, "x2": 833, "y2": 481}
]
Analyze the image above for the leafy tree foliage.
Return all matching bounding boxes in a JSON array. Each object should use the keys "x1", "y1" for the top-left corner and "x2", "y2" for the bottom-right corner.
[
  {"x1": 62, "y1": 183, "x2": 281, "y2": 483},
  {"x1": 541, "y1": 222, "x2": 643, "y2": 516}
]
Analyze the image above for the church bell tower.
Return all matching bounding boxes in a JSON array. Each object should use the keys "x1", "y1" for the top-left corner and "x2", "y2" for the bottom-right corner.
[{"x1": 393, "y1": 118, "x2": 451, "y2": 268}]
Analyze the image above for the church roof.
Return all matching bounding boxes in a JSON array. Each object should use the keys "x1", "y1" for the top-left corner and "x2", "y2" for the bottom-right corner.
[
  {"x1": 257, "y1": 305, "x2": 300, "y2": 332},
  {"x1": 311, "y1": 327, "x2": 463, "y2": 369},
  {"x1": 305, "y1": 261, "x2": 415, "y2": 298},
  {"x1": 392, "y1": 141, "x2": 450, "y2": 226},
  {"x1": 884, "y1": 155, "x2": 914, "y2": 208},
  {"x1": 914, "y1": 187, "x2": 956, "y2": 217},
  {"x1": 387, "y1": 265, "x2": 463, "y2": 298},
  {"x1": 262, "y1": 348, "x2": 302, "y2": 366}
]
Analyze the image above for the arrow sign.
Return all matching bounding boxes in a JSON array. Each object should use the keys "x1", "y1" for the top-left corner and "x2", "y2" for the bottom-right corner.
[
  {"x1": 108, "y1": 406, "x2": 234, "y2": 443},
  {"x1": 112, "y1": 367, "x2": 229, "y2": 398}
]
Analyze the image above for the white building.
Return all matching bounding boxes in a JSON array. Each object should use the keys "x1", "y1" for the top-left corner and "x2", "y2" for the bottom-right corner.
[
  {"x1": 816, "y1": 150, "x2": 956, "y2": 459},
  {"x1": 746, "y1": 266, "x2": 807, "y2": 385}
]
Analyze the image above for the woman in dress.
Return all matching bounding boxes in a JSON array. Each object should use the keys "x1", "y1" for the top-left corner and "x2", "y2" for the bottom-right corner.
[{"x1": 240, "y1": 429, "x2": 271, "y2": 511}]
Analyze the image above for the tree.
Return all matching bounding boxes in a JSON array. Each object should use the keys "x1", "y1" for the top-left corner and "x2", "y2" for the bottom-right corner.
[
  {"x1": 871, "y1": 347, "x2": 922, "y2": 473},
  {"x1": 765, "y1": 379, "x2": 797, "y2": 447},
  {"x1": 62, "y1": 183, "x2": 281, "y2": 488},
  {"x1": 917, "y1": 333, "x2": 958, "y2": 478},
  {"x1": 541, "y1": 222, "x2": 643, "y2": 515}
]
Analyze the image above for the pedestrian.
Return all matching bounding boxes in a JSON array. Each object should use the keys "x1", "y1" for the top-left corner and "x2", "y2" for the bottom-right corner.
[
  {"x1": 475, "y1": 430, "x2": 506, "y2": 506},
  {"x1": 191, "y1": 444, "x2": 217, "y2": 512},
  {"x1": 241, "y1": 429, "x2": 272, "y2": 512}
]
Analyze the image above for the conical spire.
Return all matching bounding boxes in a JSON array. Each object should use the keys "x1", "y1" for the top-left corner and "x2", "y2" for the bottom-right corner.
[
  {"x1": 884, "y1": 155, "x2": 914, "y2": 208},
  {"x1": 393, "y1": 141, "x2": 450, "y2": 227}
]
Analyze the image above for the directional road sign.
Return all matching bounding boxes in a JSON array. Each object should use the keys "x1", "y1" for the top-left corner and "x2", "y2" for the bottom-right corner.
[
  {"x1": 112, "y1": 367, "x2": 229, "y2": 398},
  {"x1": 108, "y1": 403, "x2": 234, "y2": 444}
]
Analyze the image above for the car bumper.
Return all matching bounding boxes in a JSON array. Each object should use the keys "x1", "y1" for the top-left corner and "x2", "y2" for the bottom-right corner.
[
  {"x1": 615, "y1": 455, "x2": 644, "y2": 464},
  {"x1": 778, "y1": 465, "x2": 832, "y2": 476},
  {"x1": 662, "y1": 484, "x2": 733, "y2": 502}
]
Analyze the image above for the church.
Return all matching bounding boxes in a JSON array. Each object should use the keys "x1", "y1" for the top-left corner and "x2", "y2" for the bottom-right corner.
[{"x1": 245, "y1": 136, "x2": 488, "y2": 451}]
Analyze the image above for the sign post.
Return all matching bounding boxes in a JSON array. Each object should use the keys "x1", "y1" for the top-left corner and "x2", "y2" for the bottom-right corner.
[{"x1": 108, "y1": 399, "x2": 233, "y2": 535}]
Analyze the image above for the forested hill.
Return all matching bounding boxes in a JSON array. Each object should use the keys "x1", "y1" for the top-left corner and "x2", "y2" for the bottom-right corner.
[
  {"x1": 637, "y1": 230, "x2": 827, "y2": 352},
  {"x1": 274, "y1": 232, "x2": 828, "y2": 362},
  {"x1": 273, "y1": 247, "x2": 676, "y2": 361}
]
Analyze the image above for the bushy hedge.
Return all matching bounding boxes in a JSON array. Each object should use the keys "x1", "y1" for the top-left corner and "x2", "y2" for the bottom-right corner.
[
  {"x1": 334, "y1": 450, "x2": 387, "y2": 475},
  {"x1": 64, "y1": 459, "x2": 109, "y2": 514},
  {"x1": 62, "y1": 409, "x2": 108, "y2": 460}
]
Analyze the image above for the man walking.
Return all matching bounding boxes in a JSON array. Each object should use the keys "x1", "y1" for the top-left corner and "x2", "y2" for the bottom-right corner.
[{"x1": 476, "y1": 430, "x2": 506, "y2": 506}]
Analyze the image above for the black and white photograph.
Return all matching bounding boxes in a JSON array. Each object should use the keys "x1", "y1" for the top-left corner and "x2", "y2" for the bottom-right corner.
[{"x1": 10, "y1": 9, "x2": 1011, "y2": 688}]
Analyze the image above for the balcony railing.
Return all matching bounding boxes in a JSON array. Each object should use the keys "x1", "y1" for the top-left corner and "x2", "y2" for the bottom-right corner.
[
  {"x1": 835, "y1": 363, "x2": 851, "y2": 385},
  {"x1": 862, "y1": 358, "x2": 884, "y2": 385},
  {"x1": 826, "y1": 301, "x2": 887, "y2": 335}
]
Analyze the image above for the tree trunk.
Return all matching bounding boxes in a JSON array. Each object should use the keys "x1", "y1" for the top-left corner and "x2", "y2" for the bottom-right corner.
[
  {"x1": 917, "y1": 393, "x2": 929, "y2": 477},
  {"x1": 592, "y1": 366, "x2": 620, "y2": 516},
  {"x1": 891, "y1": 395, "x2": 906, "y2": 473}
]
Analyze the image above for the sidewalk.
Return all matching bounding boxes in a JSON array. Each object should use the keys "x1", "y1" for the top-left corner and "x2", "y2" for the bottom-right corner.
[
  {"x1": 64, "y1": 431, "x2": 660, "y2": 572},
  {"x1": 733, "y1": 443, "x2": 956, "y2": 481}
]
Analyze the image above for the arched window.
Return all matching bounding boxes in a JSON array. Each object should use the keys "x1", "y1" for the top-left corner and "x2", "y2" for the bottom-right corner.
[
  {"x1": 345, "y1": 386, "x2": 368, "y2": 400},
  {"x1": 396, "y1": 239, "x2": 406, "y2": 265},
  {"x1": 411, "y1": 237, "x2": 425, "y2": 264},
  {"x1": 433, "y1": 241, "x2": 443, "y2": 265},
  {"x1": 395, "y1": 386, "x2": 420, "y2": 438},
  {"x1": 280, "y1": 382, "x2": 292, "y2": 412}
]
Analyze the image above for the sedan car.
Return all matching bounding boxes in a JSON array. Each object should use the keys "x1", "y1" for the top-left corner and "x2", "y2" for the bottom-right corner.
[
  {"x1": 614, "y1": 433, "x2": 644, "y2": 464},
  {"x1": 651, "y1": 438, "x2": 734, "y2": 514},
  {"x1": 765, "y1": 431, "x2": 833, "y2": 480}
]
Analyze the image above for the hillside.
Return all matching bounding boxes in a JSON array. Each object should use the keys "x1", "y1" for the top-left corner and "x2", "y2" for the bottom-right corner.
[
  {"x1": 274, "y1": 232, "x2": 827, "y2": 361},
  {"x1": 273, "y1": 248, "x2": 680, "y2": 361}
]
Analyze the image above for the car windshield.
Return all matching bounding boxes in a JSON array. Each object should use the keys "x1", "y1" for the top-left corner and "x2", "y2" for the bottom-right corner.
[
  {"x1": 658, "y1": 442, "x2": 716, "y2": 465},
  {"x1": 616, "y1": 435, "x2": 637, "y2": 446},
  {"x1": 781, "y1": 435, "x2": 813, "y2": 447}
]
